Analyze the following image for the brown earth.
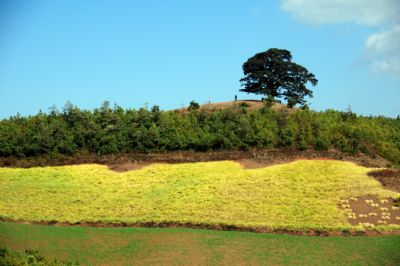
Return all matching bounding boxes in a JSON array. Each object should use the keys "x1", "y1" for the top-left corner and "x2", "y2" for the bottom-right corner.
[
  {"x1": 339, "y1": 195, "x2": 400, "y2": 228},
  {"x1": 0, "y1": 148, "x2": 391, "y2": 170},
  {"x1": 368, "y1": 169, "x2": 400, "y2": 192}
]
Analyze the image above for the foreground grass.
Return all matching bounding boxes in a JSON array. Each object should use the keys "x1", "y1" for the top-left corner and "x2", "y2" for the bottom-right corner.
[
  {"x1": 0, "y1": 160, "x2": 399, "y2": 230},
  {"x1": 1, "y1": 222, "x2": 400, "y2": 265}
]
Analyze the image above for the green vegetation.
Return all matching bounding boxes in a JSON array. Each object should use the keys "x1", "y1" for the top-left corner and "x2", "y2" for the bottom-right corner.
[
  {"x1": 187, "y1": 100, "x2": 200, "y2": 111},
  {"x1": 1, "y1": 222, "x2": 400, "y2": 265},
  {"x1": 0, "y1": 102, "x2": 399, "y2": 166},
  {"x1": 1, "y1": 160, "x2": 398, "y2": 230}
]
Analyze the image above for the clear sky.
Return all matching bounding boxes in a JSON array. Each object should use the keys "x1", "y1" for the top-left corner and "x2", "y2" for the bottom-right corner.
[{"x1": 1, "y1": 0, "x2": 399, "y2": 118}]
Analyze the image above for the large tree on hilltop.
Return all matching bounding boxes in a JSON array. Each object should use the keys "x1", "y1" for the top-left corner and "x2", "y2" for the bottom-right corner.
[{"x1": 240, "y1": 48, "x2": 318, "y2": 107}]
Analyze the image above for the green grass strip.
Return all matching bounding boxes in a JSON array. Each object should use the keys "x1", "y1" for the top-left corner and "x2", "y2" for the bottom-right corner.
[{"x1": 1, "y1": 222, "x2": 400, "y2": 265}]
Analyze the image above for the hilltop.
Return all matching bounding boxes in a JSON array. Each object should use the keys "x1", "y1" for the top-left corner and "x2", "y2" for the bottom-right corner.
[
  {"x1": 174, "y1": 99, "x2": 294, "y2": 114},
  {"x1": 196, "y1": 100, "x2": 288, "y2": 111}
]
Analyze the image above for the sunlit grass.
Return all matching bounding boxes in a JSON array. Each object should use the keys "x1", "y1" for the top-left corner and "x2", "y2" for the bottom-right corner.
[{"x1": 0, "y1": 160, "x2": 399, "y2": 230}]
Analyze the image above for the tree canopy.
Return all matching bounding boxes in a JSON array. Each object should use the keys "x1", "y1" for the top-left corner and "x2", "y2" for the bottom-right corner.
[{"x1": 240, "y1": 48, "x2": 318, "y2": 107}]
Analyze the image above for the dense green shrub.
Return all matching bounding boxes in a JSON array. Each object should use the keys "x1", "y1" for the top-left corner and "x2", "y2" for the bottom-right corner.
[
  {"x1": 0, "y1": 102, "x2": 399, "y2": 166},
  {"x1": 187, "y1": 100, "x2": 200, "y2": 111}
]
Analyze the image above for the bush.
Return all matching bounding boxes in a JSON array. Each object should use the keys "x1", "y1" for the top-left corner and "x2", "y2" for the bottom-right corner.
[{"x1": 188, "y1": 101, "x2": 200, "y2": 111}]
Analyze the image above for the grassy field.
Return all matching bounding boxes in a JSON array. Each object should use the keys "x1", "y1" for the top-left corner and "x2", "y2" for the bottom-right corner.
[
  {"x1": 1, "y1": 222, "x2": 400, "y2": 265},
  {"x1": 0, "y1": 160, "x2": 399, "y2": 231}
]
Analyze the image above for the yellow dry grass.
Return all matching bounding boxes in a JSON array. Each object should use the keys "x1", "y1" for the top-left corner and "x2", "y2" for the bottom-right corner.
[{"x1": 0, "y1": 160, "x2": 399, "y2": 231}]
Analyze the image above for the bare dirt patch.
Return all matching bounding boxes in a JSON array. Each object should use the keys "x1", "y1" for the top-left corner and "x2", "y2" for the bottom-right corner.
[
  {"x1": 368, "y1": 169, "x2": 400, "y2": 192},
  {"x1": 340, "y1": 195, "x2": 400, "y2": 228}
]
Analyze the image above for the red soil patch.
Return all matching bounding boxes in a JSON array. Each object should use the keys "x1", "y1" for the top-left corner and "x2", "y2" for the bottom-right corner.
[{"x1": 339, "y1": 195, "x2": 400, "y2": 227}]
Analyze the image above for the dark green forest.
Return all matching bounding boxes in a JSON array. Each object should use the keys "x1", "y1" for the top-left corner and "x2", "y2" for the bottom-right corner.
[{"x1": 0, "y1": 101, "x2": 399, "y2": 166}]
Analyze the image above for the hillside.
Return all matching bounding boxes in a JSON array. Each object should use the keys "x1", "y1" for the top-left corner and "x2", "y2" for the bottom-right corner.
[{"x1": 1, "y1": 102, "x2": 400, "y2": 264}]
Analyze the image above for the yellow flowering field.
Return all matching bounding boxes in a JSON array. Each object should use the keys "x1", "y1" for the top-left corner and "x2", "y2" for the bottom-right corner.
[{"x1": 0, "y1": 160, "x2": 398, "y2": 231}]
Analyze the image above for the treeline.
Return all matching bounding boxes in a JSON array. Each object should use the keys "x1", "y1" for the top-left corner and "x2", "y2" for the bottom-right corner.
[{"x1": 0, "y1": 101, "x2": 399, "y2": 166}]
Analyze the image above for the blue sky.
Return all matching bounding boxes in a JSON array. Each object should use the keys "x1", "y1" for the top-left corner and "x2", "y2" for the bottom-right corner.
[{"x1": 0, "y1": 0, "x2": 399, "y2": 118}]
